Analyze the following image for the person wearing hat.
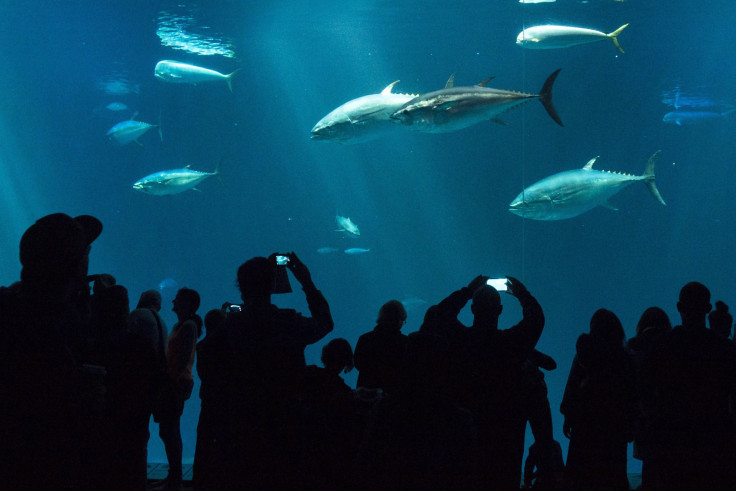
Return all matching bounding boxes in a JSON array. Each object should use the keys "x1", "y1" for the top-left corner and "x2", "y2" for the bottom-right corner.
[{"x1": 0, "y1": 213, "x2": 102, "y2": 489}]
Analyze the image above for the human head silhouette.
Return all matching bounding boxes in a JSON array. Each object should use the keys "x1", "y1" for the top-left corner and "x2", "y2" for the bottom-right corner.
[
  {"x1": 636, "y1": 306, "x2": 671, "y2": 337},
  {"x1": 137, "y1": 290, "x2": 162, "y2": 311},
  {"x1": 708, "y1": 301, "x2": 733, "y2": 339},
  {"x1": 589, "y1": 308, "x2": 625, "y2": 347},
  {"x1": 19, "y1": 213, "x2": 102, "y2": 284},
  {"x1": 321, "y1": 338, "x2": 354, "y2": 374},
  {"x1": 376, "y1": 300, "x2": 407, "y2": 330},
  {"x1": 173, "y1": 287, "x2": 200, "y2": 316},
  {"x1": 678, "y1": 282, "x2": 711, "y2": 313},
  {"x1": 471, "y1": 285, "x2": 503, "y2": 327},
  {"x1": 677, "y1": 281, "x2": 711, "y2": 328},
  {"x1": 204, "y1": 308, "x2": 227, "y2": 336},
  {"x1": 237, "y1": 256, "x2": 275, "y2": 300}
]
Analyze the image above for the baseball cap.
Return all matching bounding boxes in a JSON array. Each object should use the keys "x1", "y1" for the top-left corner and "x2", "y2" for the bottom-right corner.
[{"x1": 19, "y1": 213, "x2": 102, "y2": 274}]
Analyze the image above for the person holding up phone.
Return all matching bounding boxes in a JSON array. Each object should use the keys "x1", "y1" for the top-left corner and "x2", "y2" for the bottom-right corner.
[
  {"x1": 200, "y1": 252, "x2": 334, "y2": 489},
  {"x1": 424, "y1": 274, "x2": 545, "y2": 489}
]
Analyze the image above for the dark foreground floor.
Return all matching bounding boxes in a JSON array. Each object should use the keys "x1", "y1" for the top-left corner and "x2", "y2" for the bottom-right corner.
[
  {"x1": 147, "y1": 463, "x2": 192, "y2": 490},
  {"x1": 145, "y1": 463, "x2": 643, "y2": 490}
]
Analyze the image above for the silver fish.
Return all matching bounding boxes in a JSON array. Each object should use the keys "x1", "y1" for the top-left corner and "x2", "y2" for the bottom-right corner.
[
  {"x1": 106, "y1": 102, "x2": 128, "y2": 112},
  {"x1": 344, "y1": 248, "x2": 370, "y2": 255},
  {"x1": 316, "y1": 247, "x2": 339, "y2": 254},
  {"x1": 662, "y1": 109, "x2": 735, "y2": 126},
  {"x1": 311, "y1": 81, "x2": 417, "y2": 143},
  {"x1": 335, "y1": 215, "x2": 360, "y2": 237},
  {"x1": 390, "y1": 70, "x2": 562, "y2": 132},
  {"x1": 107, "y1": 113, "x2": 160, "y2": 146},
  {"x1": 154, "y1": 60, "x2": 239, "y2": 91},
  {"x1": 516, "y1": 24, "x2": 629, "y2": 54},
  {"x1": 133, "y1": 161, "x2": 221, "y2": 196},
  {"x1": 508, "y1": 151, "x2": 666, "y2": 220}
]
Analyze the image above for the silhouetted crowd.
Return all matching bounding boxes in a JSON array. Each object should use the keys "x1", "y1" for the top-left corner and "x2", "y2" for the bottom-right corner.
[{"x1": 2, "y1": 212, "x2": 736, "y2": 491}]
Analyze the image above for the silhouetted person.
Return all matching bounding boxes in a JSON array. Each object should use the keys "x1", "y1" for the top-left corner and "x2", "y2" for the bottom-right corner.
[
  {"x1": 354, "y1": 300, "x2": 409, "y2": 395},
  {"x1": 87, "y1": 282, "x2": 156, "y2": 491},
  {"x1": 709, "y1": 300, "x2": 733, "y2": 340},
  {"x1": 129, "y1": 289, "x2": 168, "y2": 369},
  {"x1": 441, "y1": 276, "x2": 545, "y2": 489},
  {"x1": 561, "y1": 308, "x2": 635, "y2": 491},
  {"x1": 193, "y1": 308, "x2": 227, "y2": 491},
  {"x1": 301, "y1": 338, "x2": 357, "y2": 490},
  {"x1": 153, "y1": 287, "x2": 201, "y2": 491},
  {"x1": 420, "y1": 275, "x2": 483, "y2": 342},
  {"x1": 106, "y1": 290, "x2": 167, "y2": 490},
  {"x1": 625, "y1": 306, "x2": 672, "y2": 490},
  {"x1": 302, "y1": 337, "x2": 355, "y2": 411},
  {"x1": 216, "y1": 252, "x2": 333, "y2": 489},
  {"x1": 354, "y1": 331, "x2": 482, "y2": 490},
  {"x1": 322, "y1": 337, "x2": 355, "y2": 376},
  {"x1": 0, "y1": 213, "x2": 102, "y2": 489},
  {"x1": 521, "y1": 353, "x2": 564, "y2": 491},
  {"x1": 645, "y1": 282, "x2": 736, "y2": 490},
  {"x1": 419, "y1": 275, "x2": 488, "y2": 407}
]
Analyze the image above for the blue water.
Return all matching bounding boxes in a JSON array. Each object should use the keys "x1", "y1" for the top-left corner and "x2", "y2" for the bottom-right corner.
[{"x1": 2, "y1": 0, "x2": 736, "y2": 473}]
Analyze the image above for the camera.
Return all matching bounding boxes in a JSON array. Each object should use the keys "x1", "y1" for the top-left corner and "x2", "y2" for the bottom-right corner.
[
  {"x1": 228, "y1": 304, "x2": 242, "y2": 312},
  {"x1": 275, "y1": 255, "x2": 290, "y2": 266},
  {"x1": 486, "y1": 278, "x2": 508, "y2": 292}
]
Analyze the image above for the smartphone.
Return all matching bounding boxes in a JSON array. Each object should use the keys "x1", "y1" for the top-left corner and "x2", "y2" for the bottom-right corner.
[
  {"x1": 229, "y1": 304, "x2": 242, "y2": 312},
  {"x1": 275, "y1": 255, "x2": 290, "y2": 266},
  {"x1": 487, "y1": 278, "x2": 508, "y2": 292}
]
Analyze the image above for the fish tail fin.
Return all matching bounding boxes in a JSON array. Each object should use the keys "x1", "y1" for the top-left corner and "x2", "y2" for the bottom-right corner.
[
  {"x1": 643, "y1": 150, "x2": 666, "y2": 206},
  {"x1": 607, "y1": 23, "x2": 629, "y2": 54},
  {"x1": 226, "y1": 69, "x2": 241, "y2": 92},
  {"x1": 538, "y1": 69, "x2": 563, "y2": 127},
  {"x1": 214, "y1": 158, "x2": 224, "y2": 186}
]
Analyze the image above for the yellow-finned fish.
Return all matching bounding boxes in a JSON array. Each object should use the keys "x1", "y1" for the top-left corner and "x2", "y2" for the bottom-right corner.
[
  {"x1": 516, "y1": 24, "x2": 629, "y2": 54},
  {"x1": 154, "y1": 60, "x2": 239, "y2": 91}
]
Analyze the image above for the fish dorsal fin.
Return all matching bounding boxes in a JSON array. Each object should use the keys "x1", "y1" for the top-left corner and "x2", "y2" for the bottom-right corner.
[
  {"x1": 444, "y1": 73, "x2": 455, "y2": 89},
  {"x1": 583, "y1": 156, "x2": 599, "y2": 170},
  {"x1": 600, "y1": 201, "x2": 619, "y2": 211},
  {"x1": 185, "y1": 164, "x2": 191, "y2": 169},
  {"x1": 130, "y1": 111, "x2": 139, "y2": 121},
  {"x1": 381, "y1": 80, "x2": 400, "y2": 95},
  {"x1": 476, "y1": 76, "x2": 495, "y2": 87}
]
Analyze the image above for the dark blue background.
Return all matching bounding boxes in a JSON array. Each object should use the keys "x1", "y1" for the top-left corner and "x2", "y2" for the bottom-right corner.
[{"x1": 2, "y1": 0, "x2": 735, "y2": 471}]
